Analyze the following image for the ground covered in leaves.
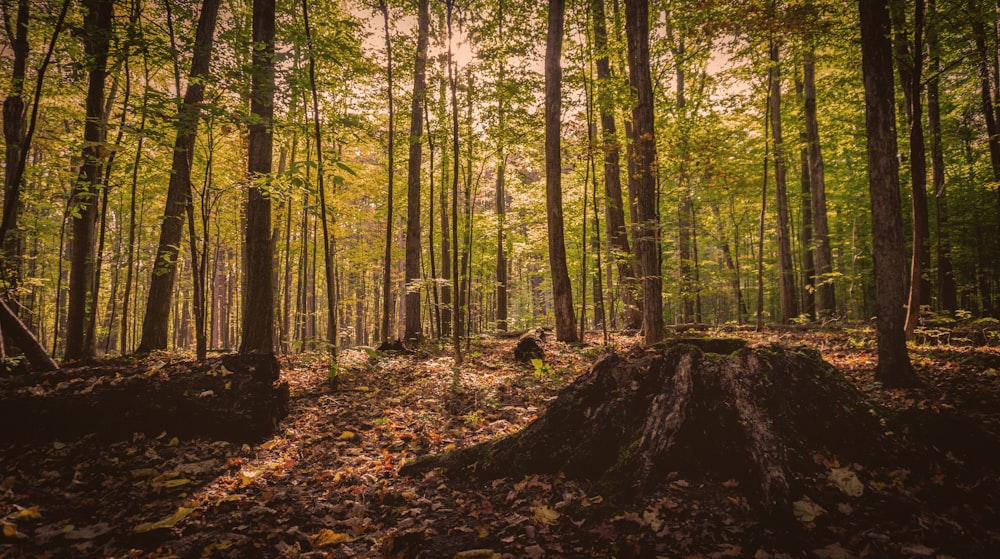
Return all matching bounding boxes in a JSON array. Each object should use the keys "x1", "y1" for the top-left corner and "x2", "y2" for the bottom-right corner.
[{"x1": 2, "y1": 328, "x2": 999, "y2": 558}]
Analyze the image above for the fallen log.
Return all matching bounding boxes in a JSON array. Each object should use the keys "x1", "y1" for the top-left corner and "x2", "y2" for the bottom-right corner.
[
  {"x1": 401, "y1": 340, "x2": 889, "y2": 515},
  {"x1": 513, "y1": 328, "x2": 546, "y2": 362},
  {"x1": 0, "y1": 353, "x2": 288, "y2": 442}
]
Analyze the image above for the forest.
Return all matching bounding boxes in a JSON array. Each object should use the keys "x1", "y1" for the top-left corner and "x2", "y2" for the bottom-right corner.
[{"x1": 2, "y1": 0, "x2": 1000, "y2": 557}]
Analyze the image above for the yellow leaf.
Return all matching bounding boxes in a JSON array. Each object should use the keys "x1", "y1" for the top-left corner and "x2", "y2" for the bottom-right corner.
[
  {"x1": 225, "y1": 381, "x2": 232, "y2": 390},
  {"x1": 444, "y1": 443, "x2": 457, "y2": 452},
  {"x1": 829, "y1": 467, "x2": 864, "y2": 497},
  {"x1": 792, "y1": 497, "x2": 826, "y2": 523},
  {"x1": 12, "y1": 506, "x2": 41, "y2": 520},
  {"x1": 310, "y1": 528, "x2": 351, "y2": 547},
  {"x1": 3, "y1": 523, "x2": 17, "y2": 537},
  {"x1": 239, "y1": 469, "x2": 261, "y2": 488},
  {"x1": 337, "y1": 431, "x2": 356, "y2": 441},
  {"x1": 167, "y1": 437, "x2": 179, "y2": 446},
  {"x1": 52, "y1": 442, "x2": 66, "y2": 450},
  {"x1": 133, "y1": 507, "x2": 195, "y2": 533},
  {"x1": 531, "y1": 505, "x2": 561, "y2": 526}
]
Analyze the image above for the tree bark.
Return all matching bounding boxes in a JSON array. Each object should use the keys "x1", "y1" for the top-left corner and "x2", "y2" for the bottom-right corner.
[
  {"x1": 379, "y1": 0, "x2": 396, "y2": 345},
  {"x1": 404, "y1": 0, "x2": 429, "y2": 343},
  {"x1": 592, "y1": 0, "x2": 641, "y2": 331},
  {"x1": 64, "y1": 0, "x2": 113, "y2": 361},
  {"x1": 769, "y1": 41, "x2": 798, "y2": 323},
  {"x1": 240, "y1": 0, "x2": 275, "y2": 355},
  {"x1": 1, "y1": 0, "x2": 29, "y2": 289},
  {"x1": 891, "y1": 0, "x2": 930, "y2": 337},
  {"x1": 0, "y1": 298, "x2": 58, "y2": 371},
  {"x1": 858, "y1": 0, "x2": 919, "y2": 387},
  {"x1": 797, "y1": 76, "x2": 816, "y2": 320},
  {"x1": 624, "y1": 0, "x2": 662, "y2": 344},
  {"x1": 137, "y1": 0, "x2": 221, "y2": 352},
  {"x1": 926, "y1": 0, "x2": 956, "y2": 312},
  {"x1": 803, "y1": 49, "x2": 837, "y2": 318}
]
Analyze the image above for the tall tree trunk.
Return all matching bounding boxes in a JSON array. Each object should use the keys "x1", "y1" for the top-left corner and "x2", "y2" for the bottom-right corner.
[
  {"x1": 64, "y1": 0, "x2": 113, "y2": 361},
  {"x1": 1, "y1": 0, "x2": 29, "y2": 290},
  {"x1": 769, "y1": 41, "x2": 799, "y2": 323},
  {"x1": 592, "y1": 0, "x2": 641, "y2": 330},
  {"x1": 624, "y1": 0, "x2": 662, "y2": 344},
  {"x1": 803, "y1": 49, "x2": 837, "y2": 318},
  {"x1": 927, "y1": 0, "x2": 956, "y2": 312},
  {"x1": 971, "y1": 0, "x2": 1000, "y2": 211},
  {"x1": 891, "y1": 0, "x2": 930, "y2": 337},
  {"x1": 239, "y1": 0, "x2": 275, "y2": 355},
  {"x1": 404, "y1": 0, "x2": 429, "y2": 342},
  {"x1": 426, "y1": 104, "x2": 441, "y2": 338},
  {"x1": 137, "y1": 0, "x2": 221, "y2": 352},
  {"x1": 859, "y1": 0, "x2": 919, "y2": 387},
  {"x1": 439, "y1": 74, "x2": 452, "y2": 340},
  {"x1": 545, "y1": 0, "x2": 578, "y2": 343},
  {"x1": 379, "y1": 0, "x2": 395, "y2": 345},
  {"x1": 797, "y1": 76, "x2": 816, "y2": 320},
  {"x1": 303, "y1": 0, "x2": 337, "y2": 359},
  {"x1": 447, "y1": 0, "x2": 465, "y2": 360}
]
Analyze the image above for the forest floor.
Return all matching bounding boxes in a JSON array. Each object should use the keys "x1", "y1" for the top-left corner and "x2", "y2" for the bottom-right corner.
[{"x1": 2, "y1": 327, "x2": 999, "y2": 558}]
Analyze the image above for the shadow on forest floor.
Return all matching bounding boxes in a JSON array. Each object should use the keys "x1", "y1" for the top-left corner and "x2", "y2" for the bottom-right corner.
[{"x1": 2, "y1": 328, "x2": 999, "y2": 558}]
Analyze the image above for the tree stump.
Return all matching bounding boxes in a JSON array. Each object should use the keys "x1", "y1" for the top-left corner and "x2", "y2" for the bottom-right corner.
[
  {"x1": 513, "y1": 328, "x2": 546, "y2": 362},
  {"x1": 401, "y1": 341, "x2": 888, "y2": 514}
]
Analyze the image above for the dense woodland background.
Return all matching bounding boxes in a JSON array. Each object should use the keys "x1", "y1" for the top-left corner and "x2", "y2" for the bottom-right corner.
[{"x1": 3, "y1": 0, "x2": 1000, "y2": 368}]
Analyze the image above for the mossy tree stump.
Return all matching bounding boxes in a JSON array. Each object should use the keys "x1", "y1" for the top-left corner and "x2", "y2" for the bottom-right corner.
[{"x1": 401, "y1": 341, "x2": 887, "y2": 514}]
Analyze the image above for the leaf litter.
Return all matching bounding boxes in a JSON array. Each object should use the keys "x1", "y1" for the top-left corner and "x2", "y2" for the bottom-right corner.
[{"x1": 1, "y1": 329, "x2": 999, "y2": 557}]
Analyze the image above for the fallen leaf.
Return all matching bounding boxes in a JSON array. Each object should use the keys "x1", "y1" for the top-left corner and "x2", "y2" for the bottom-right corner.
[
  {"x1": 338, "y1": 431, "x2": 356, "y2": 440},
  {"x1": 829, "y1": 467, "x2": 864, "y2": 497},
  {"x1": 900, "y1": 544, "x2": 935, "y2": 556},
  {"x1": 64, "y1": 523, "x2": 112, "y2": 540},
  {"x1": 792, "y1": 497, "x2": 826, "y2": 523},
  {"x1": 524, "y1": 544, "x2": 545, "y2": 559},
  {"x1": 453, "y1": 550, "x2": 501, "y2": 559},
  {"x1": 532, "y1": 505, "x2": 560, "y2": 526},
  {"x1": 811, "y1": 542, "x2": 856, "y2": 559},
  {"x1": 133, "y1": 507, "x2": 194, "y2": 533},
  {"x1": 12, "y1": 506, "x2": 41, "y2": 520},
  {"x1": 310, "y1": 528, "x2": 351, "y2": 547}
]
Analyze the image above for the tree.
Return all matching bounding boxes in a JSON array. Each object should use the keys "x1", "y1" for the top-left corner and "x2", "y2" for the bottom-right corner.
[
  {"x1": 858, "y1": 0, "x2": 919, "y2": 388},
  {"x1": 136, "y1": 0, "x2": 222, "y2": 353},
  {"x1": 592, "y1": 0, "x2": 641, "y2": 331},
  {"x1": 545, "y1": 0, "x2": 578, "y2": 343},
  {"x1": 404, "y1": 0, "x2": 429, "y2": 343},
  {"x1": 64, "y1": 0, "x2": 113, "y2": 361},
  {"x1": 624, "y1": 0, "x2": 662, "y2": 344},
  {"x1": 768, "y1": 40, "x2": 798, "y2": 323},
  {"x1": 240, "y1": 0, "x2": 275, "y2": 355},
  {"x1": 890, "y1": 0, "x2": 930, "y2": 337},
  {"x1": 379, "y1": 0, "x2": 395, "y2": 345},
  {"x1": 802, "y1": 48, "x2": 837, "y2": 318}
]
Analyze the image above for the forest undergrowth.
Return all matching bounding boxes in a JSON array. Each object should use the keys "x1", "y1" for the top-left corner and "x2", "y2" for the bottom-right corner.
[{"x1": 2, "y1": 328, "x2": 999, "y2": 558}]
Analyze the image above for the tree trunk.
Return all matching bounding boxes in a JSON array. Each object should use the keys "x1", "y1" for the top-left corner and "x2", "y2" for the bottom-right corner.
[
  {"x1": 891, "y1": 0, "x2": 930, "y2": 338},
  {"x1": 1, "y1": 0, "x2": 29, "y2": 290},
  {"x1": 625, "y1": 0, "x2": 662, "y2": 344},
  {"x1": 592, "y1": 0, "x2": 642, "y2": 331},
  {"x1": 796, "y1": 79, "x2": 816, "y2": 320},
  {"x1": 803, "y1": 50, "x2": 837, "y2": 318},
  {"x1": 439, "y1": 74, "x2": 452, "y2": 339},
  {"x1": 136, "y1": 0, "x2": 220, "y2": 353},
  {"x1": 926, "y1": 0, "x2": 957, "y2": 312},
  {"x1": 545, "y1": 0, "x2": 578, "y2": 343},
  {"x1": 404, "y1": 0, "x2": 429, "y2": 343},
  {"x1": 769, "y1": 41, "x2": 798, "y2": 324},
  {"x1": 0, "y1": 298, "x2": 58, "y2": 371},
  {"x1": 240, "y1": 0, "x2": 275, "y2": 355},
  {"x1": 402, "y1": 341, "x2": 888, "y2": 515},
  {"x1": 379, "y1": 0, "x2": 396, "y2": 346},
  {"x1": 859, "y1": 0, "x2": 919, "y2": 387},
  {"x1": 64, "y1": 0, "x2": 113, "y2": 362}
]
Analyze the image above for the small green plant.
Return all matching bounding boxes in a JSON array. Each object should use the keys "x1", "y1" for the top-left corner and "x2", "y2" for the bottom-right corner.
[
  {"x1": 531, "y1": 358, "x2": 553, "y2": 379},
  {"x1": 463, "y1": 409, "x2": 485, "y2": 426}
]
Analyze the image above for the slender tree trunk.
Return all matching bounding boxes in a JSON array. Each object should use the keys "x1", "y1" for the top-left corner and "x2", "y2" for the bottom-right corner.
[
  {"x1": 757, "y1": 81, "x2": 770, "y2": 333},
  {"x1": 404, "y1": 0, "x2": 429, "y2": 342},
  {"x1": 971, "y1": 0, "x2": 1000, "y2": 208},
  {"x1": 624, "y1": 0, "x2": 661, "y2": 343},
  {"x1": 239, "y1": 0, "x2": 275, "y2": 355},
  {"x1": 379, "y1": 0, "x2": 395, "y2": 345},
  {"x1": 447, "y1": 0, "x2": 465, "y2": 360},
  {"x1": 303, "y1": 0, "x2": 337, "y2": 359},
  {"x1": 803, "y1": 49, "x2": 837, "y2": 318},
  {"x1": 797, "y1": 76, "x2": 816, "y2": 320},
  {"x1": 64, "y1": 0, "x2": 113, "y2": 361},
  {"x1": 769, "y1": 41, "x2": 798, "y2": 323},
  {"x1": 1, "y1": 0, "x2": 29, "y2": 290},
  {"x1": 927, "y1": 0, "x2": 956, "y2": 312},
  {"x1": 592, "y1": 0, "x2": 641, "y2": 330},
  {"x1": 891, "y1": 0, "x2": 930, "y2": 337},
  {"x1": 439, "y1": 75, "x2": 452, "y2": 339},
  {"x1": 545, "y1": 0, "x2": 578, "y2": 343},
  {"x1": 859, "y1": 0, "x2": 918, "y2": 387},
  {"x1": 137, "y1": 0, "x2": 221, "y2": 352},
  {"x1": 426, "y1": 104, "x2": 441, "y2": 338}
]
